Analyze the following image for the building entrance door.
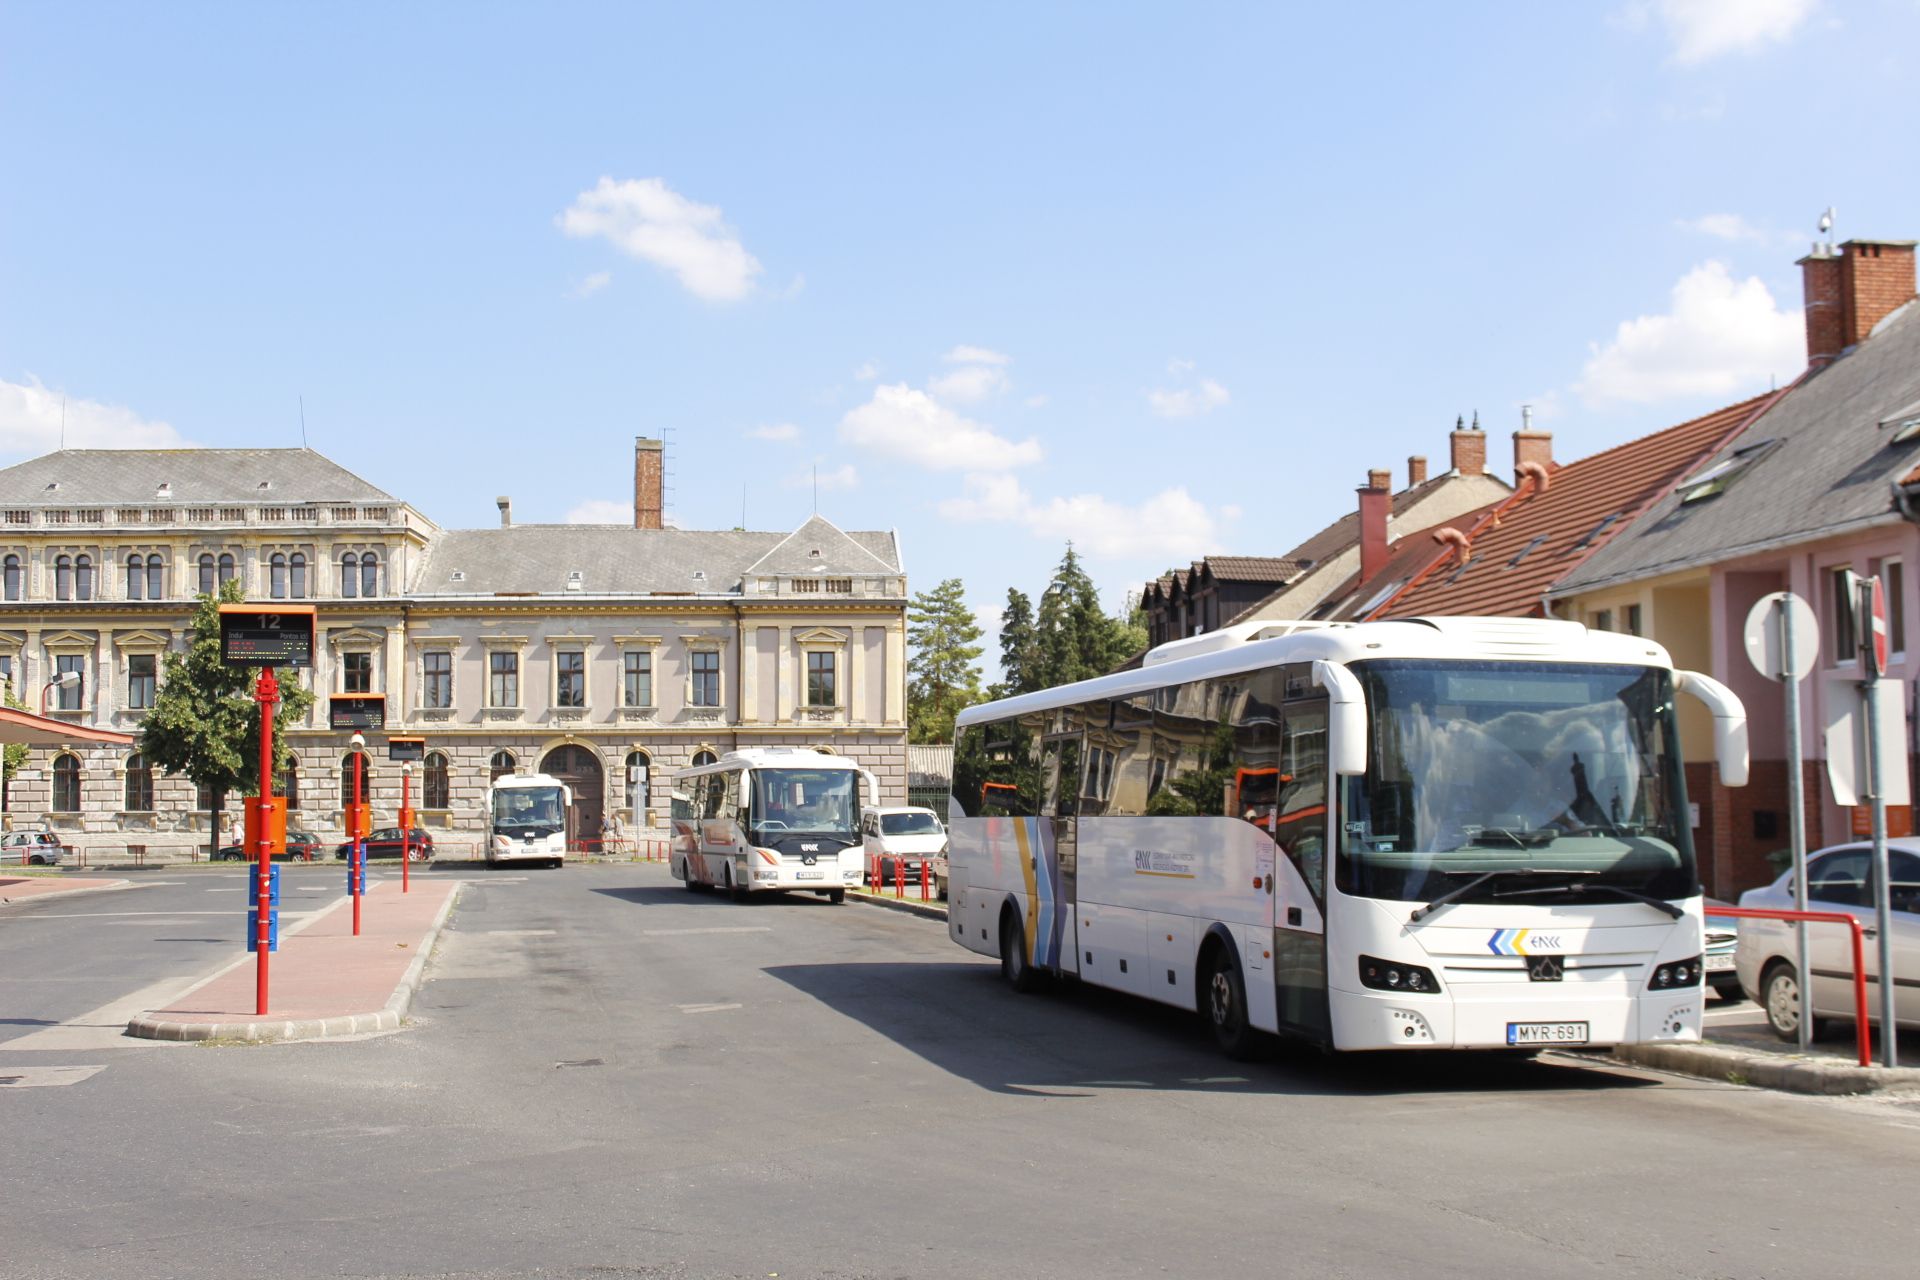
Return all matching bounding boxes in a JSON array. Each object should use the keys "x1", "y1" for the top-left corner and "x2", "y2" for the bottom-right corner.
[{"x1": 540, "y1": 744, "x2": 604, "y2": 852}]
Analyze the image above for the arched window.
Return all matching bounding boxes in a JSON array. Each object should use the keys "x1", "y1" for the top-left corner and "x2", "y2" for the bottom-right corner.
[
  {"x1": 691, "y1": 749, "x2": 718, "y2": 768},
  {"x1": 270, "y1": 553, "x2": 288, "y2": 599},
  {"x1": 3, "y1": 554, "x2": 19, "y2": 601},
  {"x1": 218, "y1": 553, "x2": 237, "y2": 585},
  {"x1": 54, "y1": 554, "x2": 72, "y2": 601},
  {"x1": 52, "y1": 753, "x2": 81, "y2": 812},
  {"x1": 146, "y1": 553, "x2": 163, "y2": 599},
  {"x1": 198, "y1": 554, "x2": 215, "y2": 596},
  {"x1": 423, "y1": 751, "x2": 450, "y2": 809},
  {"x1": 124, "y1": 752, "x2": 154, "y2": 811},
  {"x1": 340, "y1": 552, "x2": 359, "y2": 598},
  {"x1": 626, "y1": 750, "x2": 651, "y2": 821},
  {"x1": 360, "y1": 553, "x2": 379, "y2": 597},
  {"x1": 126, "y1": 554, "x2": 145, "y2": 600},
  {"x1": 75, "y1": 554, "x2": 94, "y2": 601},
  {"x1": 489, "y1": 749, "x2": 516, "y2": 780},
  {"x1": 278, "y1": 762, "x2": 299, "y2": 811},
  {"x1": 290, "y1": 552, "x2": 307, "y2": 599},
  {"x1": 341, "y1": 754, "x2": 372, "y2": 805}
]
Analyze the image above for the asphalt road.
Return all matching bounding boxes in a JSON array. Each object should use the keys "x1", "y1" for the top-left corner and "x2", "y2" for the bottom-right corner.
[{"x1": 4, "y1": 862, "x2": 1917, "y2": 1280}]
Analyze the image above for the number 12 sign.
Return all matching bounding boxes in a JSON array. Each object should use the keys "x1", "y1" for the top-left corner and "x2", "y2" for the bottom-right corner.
[{"x1": 218, "y1": 605, "x2": 316, "y2": 669}]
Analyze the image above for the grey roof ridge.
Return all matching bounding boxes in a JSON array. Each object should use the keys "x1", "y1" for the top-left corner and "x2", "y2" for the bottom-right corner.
[
  {"x1": 302, "y1": 449, "x2": 415, "y2": 516},
  {"x1": 1546, "y1": 507, "x2": 1906, "y2": 600},
  {"x1": 741, "y1": 514, "x2": 897, "y2": 575}
]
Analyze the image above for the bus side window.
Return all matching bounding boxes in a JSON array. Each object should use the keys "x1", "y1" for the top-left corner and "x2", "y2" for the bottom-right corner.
[{"x1": 1278, "y1": 676, "x2": 1329, "y2": 903}]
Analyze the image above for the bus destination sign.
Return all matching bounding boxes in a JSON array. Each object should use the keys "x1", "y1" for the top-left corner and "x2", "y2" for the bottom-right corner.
[
  {"x1": 329, "y1": 695, "x2": 387, "y2": 732},
  {"x1": 387, "y1": 736, "x2": 426, "y2": 763},
  {"x1": 218, "y1": 605, "x2": 316, "y2": 669}
]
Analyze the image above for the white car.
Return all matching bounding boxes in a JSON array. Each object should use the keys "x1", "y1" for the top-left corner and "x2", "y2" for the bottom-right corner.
[
  {"x1": 2, "y1": 830, "x2": 69, "y2": 866},
  {"x1": 859, "y1": 806, "x2": 947, "y2": 891},
  {"x1": 1734, "y1": 839, "x2": 1920, "y2": 1040}
]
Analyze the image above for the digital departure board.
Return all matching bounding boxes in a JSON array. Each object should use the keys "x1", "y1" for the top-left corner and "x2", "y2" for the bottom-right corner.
[
  {"x1": 329, "y1": 695, "x2": 387, "y2": 732},
  {"x1": 218, "y1": 605, "x2": 316, "y2": 669},
  {"x1": 387, "y1": 736, "x2": 426, "y2": 763}
]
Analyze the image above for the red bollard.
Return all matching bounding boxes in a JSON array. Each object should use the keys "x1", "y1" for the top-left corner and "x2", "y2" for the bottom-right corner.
[
  {"x1": 893, "y1": 856, "x2": 904, "y2": 896},
  {"x1": 919, "y1": 859, "x2": 929, "y2": 901}
]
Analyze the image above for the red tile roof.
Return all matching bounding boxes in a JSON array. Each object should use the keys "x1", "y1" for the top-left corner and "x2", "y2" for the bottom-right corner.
[{"x1": 1374, "y1": 394, "x2": 1779, "y2": 619}]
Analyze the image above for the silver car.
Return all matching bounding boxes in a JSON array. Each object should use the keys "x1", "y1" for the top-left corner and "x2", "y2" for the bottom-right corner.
[
  {"x1": 1734, "y1": 839, "x2": 1920, "y2": 1040},
  {"x1": 1, "y1": 831, "x2": 69, "y2": 866}
]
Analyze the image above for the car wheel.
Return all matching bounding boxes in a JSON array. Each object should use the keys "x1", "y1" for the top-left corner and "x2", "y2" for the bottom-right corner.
[
  {"x1": 999, "y1": 904, "x2": 1041, "y2": 993},
  {"x1": 827, "y1": 888, "x2": 846, "y2": 904},
  {"x1": 1204, "y1": 944, "x2": 1260, "y2": 1061},
  {"x1": 1761, "y1": 961, "x2": 1829, "y2": 1042},
  {"x1": 28, "y1": 853, "x2": 46, "y2": 866}
]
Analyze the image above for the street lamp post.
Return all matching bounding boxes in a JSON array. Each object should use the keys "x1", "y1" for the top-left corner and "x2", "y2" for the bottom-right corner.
[
  {"x1": 40, "y1": 669, "x2": 80, "y2": 716},
  {"x1": 349, "y1": 732, "x2": 367, "y2": 936}
]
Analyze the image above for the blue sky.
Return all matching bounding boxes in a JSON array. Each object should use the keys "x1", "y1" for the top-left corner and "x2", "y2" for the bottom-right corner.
[{"x1": 5, "y1": 1, "x2": 1918, "y2": 653}]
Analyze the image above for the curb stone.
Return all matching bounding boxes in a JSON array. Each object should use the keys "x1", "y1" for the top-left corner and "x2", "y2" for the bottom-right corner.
[
  {"x1": 0, "y1": 878, "x2": 135, "y2": 906},
  {"x1": 125, "y1": 881, "x2": 463, "y2": 1045},
  {"x1": 1608, "y1": 1039, "x2": 1920, "y2": 1096},
  {"x1": 847, "y1": 890, "x2": 948, "y2": 921}
]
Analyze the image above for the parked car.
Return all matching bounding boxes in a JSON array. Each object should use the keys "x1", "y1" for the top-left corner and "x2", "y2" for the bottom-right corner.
[
  {"x1": 1735, "y1": 838, "x2": 1920, "y2": 1040},
  {"x1": 1704, "y1": 898, "x2": 1742, "y2": 1002},
  {"x1": 1, "y1": 830, "x2": 70, "y2": 865},
  {"x1": 334, "y1": 827, "x2": 434, "y2": 862},
  {"x1": 216, "y1": 830, "x2": 325, "y2": 862},
  {"x1": 860, "y1": 806, "x2": 947, "y2": 885}
]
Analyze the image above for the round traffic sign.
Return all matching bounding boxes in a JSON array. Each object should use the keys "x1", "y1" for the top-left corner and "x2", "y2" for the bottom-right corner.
[{"x1": 1743, "y1": 591, "x2": 1818, "y2": 681}]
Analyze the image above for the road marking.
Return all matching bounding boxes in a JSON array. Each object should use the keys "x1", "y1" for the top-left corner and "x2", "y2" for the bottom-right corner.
[
  {"x1": 16, "y1": 910, "x2": 317, "y2": 919},
  {"x1": 676, "y1": 1003, "x2": 742, "y2": 1014},
  {"x1": 478, "y1": 929, "x2": 558, "y2": 938},
  {"x1": 643, "y1": 926, "x2": 774, "y2": 936},
  {"x1": 0, "y1": 1065, "x2": 106, "y2": 1087}
]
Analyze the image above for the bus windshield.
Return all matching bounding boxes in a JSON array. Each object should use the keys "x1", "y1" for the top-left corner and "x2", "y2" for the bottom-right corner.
[
  {"x1": 1337, "y1": 660, "x2": 1695, "y2": 905},
  {"x1": 749, "y1": 769, "x2": 858, "y2": 838},
  {"x1": 493, "y1": 787, "x2": 566, "y2": 836},
  {"x1": 880, "y1": 811, "x2": 943, "y2": 836}
]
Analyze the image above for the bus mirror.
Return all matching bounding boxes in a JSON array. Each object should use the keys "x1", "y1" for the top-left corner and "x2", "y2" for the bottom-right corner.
[
  {"x1": 1312, "y1": 660, "x2": 1369, "y2": 778},
  {"x1": 1675, "y1": 669, "x2": 1748, "y2": 787}
]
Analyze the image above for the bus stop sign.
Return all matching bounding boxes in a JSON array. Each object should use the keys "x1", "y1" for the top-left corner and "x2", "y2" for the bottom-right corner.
[
  {"x1": 218, "y1": 605, "x2": 316, "y2": 669},
  {"x1": 387, "y1": 735, "x2": 426, "y2": 763},
  {"x1": 329, "y1": 695, "x2": 387, "y2": 732}
]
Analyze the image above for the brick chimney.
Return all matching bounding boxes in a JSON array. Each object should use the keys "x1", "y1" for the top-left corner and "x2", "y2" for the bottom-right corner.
[
  {"x1": 1449, "y1": 415, "x2": 1485, "y2": 476},
  {"x1": 634, "y1": 437, "x2": 665, "y2": 529},
  {"x1": 1358, "y1": 469, "x2": 1391, "y2": 585},
  {"x1": 1801, "y1": 239, "x2": 1918, "y2": 365},
  {"x1": 1408, "y1": 455, "x2": 1428, "y2": 487},
  {"x1": 1513, "y1": 404, "x2": 1552, "y2": 475}
]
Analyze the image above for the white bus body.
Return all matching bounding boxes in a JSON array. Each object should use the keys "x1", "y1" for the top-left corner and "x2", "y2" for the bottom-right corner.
[
  {"x1": 947, "y1": 617, "x2": 1748, "y2": 1056},
  {"x1": 486, "y1": 774, "x2": 573, "y2": 868},
  {"x1": 671, "y1": 748, "x2": 875, "y2": 903}
]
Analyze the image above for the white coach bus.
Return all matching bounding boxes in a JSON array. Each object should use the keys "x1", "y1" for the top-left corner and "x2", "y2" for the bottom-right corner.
[
  {"x1": 671, "y1": 748, "x2": 874, "y2": 903},
  {"x1": 486, "y1": 773, "x2": 573, "y2": 868},
  {"x1": 946, "y1": 616, "x2": 1748, "y2": 1057}
]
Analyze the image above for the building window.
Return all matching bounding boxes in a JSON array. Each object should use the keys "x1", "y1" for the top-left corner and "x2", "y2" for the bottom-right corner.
[
  {"x1": 423, "y1": 651, "x2": 452, "y2": 708},
  {"x1": 423, "y1": 751, "x2": 450, "y2": 809},
  {"x1": 342, "y1": 651, "x2": 372, "y2": 694},
  {"x1": 270, "y1": 553, "x2": 288, "y2": 599},
  {"x1": 52, "y1": 753, "x2": 81, "y2": 812},
  {"x1": 341, "y1": 754, "x2": 373, "y2": 805},
  {"x1": 1831, "y1": 567, "x2": 1860, "y2": 663},
  {"x1": 340, "y1": 552, "x2": 359, "y2": 598},
  {"x1": 690, "y1": 650, "x2": 720, "y2": 707},
  {"x1": 197, "y1": 780, "x2": 217, "y2": 811},
  {"x1": 1625, "y1": 604, "x2": 1643, "y2": 637},
  {"x1": 126, "y1": 554, "x2": 146, "y2": 600},
  {"x1": 279, "y1": 763, "x2": 299, "y2": 811},
  {"x1": 489, "y1": 652, "x2": 519, "y2": 707},
  {"x1": 75, "y1": 554, "x2": 93, "y2": 600},
  {"x1": 1876, "y1": 558, "x2": 1907, "y2": 656},
  {"x1": 623, "y1": 650, "x2": 653, "y2": 706},
  {"x1": 3, "y1": 554, "x2": 19, "y2": 600},
  {"x1": 127, "y1": 654, "x2": 157, "y2": 709},
  {"x1": 198, "y1": 554, "x2": 215, "y2": 595},
  {"x1": 55, "y1": 654, "x2": 85, "y2": 710},
  {"x1": 361, "y1": 554, "x2": 379, "y2": 597},
  {"x1": 124, "y1": 752, "x2": 154, "y2": 811},
  {"x1": 806, "y1": 651, "x2": 837, "y2": 707},
  {"x1": 626, "y1": 750, "x2": 650, "y2": 818},
  {"x1": 0, "y1": 654, "x2": 12, "y2": 696},
  {"x1": 691, "y1": 749, "x2": 718, "y2": 767},
  {"x1": 218, "y1": 553, "x2": 237, "y2": 585},
  {"x1": 1590, "y1": 609, "x2": 1612, "y2": 633},
  {"x1": 290, "y1": 552, "x2": 307, "y2": 599},
  {"x1": 55, "y1": 554, "x2": 72, "y2": 600},
  {"x1": 556, "y1": 650, "x2": 586, "y2": 708},
  {"x1": 489, "y1": 749, "x2": 516, "y2": 780}
]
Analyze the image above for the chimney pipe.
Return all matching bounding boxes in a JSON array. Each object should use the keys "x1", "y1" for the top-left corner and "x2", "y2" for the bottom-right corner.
[
  {"x1": 1357, "y1": 474, "x2": 1390, "y2": 585},
  {"x1": 1801, "y1": 238, "x2": 1918, "y2": 367},
  {"x1": 496, "y1": 496, "x2": 511, "y2": 528},
  {"x1": 1449, "y1": 415, "x2": 1486, "y2": 477},
  {"x1": 1513, "y1": 405, "x2": 1553, "y2": 476},
  {"x1": 1408, "y1": 455, "x2": 1428, "y2": 487},
  {"x1": 634, "y1": 437, "x2": 665, "y2": 530}
]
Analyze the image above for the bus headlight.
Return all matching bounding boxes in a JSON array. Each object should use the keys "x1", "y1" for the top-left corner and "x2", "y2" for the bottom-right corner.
[
  {"x1": 1359, "y1": 956, "x2": 1441, "y2": 994},
  {"x1": 1648, "y1": 956, "x2": 1702, "y2": 990}
]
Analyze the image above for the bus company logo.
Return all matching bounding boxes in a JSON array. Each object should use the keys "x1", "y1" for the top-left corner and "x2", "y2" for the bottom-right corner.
[
  {"x1": 800, "y1": 843, "x2": 819, "y2": 852},
  {"x1": 1488, "y1": 929, "x2": 1564, "y2": 956}
]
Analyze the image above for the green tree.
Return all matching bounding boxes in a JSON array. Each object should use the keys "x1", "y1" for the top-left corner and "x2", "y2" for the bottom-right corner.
[
  {"x1": 138, "y1": 581, "x2": 315, "y2": 858},
  {"x1": 907, "y1": 577, "x2": 985, "y2": 743},
  {"x1": 1034, "y1": 543, "x2": 1136, "y2": 687},
  {"x1": 998, "y1": 587, "x2": 1040, "y2": 695}
]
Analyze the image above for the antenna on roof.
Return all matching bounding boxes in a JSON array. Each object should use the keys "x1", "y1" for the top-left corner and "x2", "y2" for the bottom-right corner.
[
  {"x1": 1819, "y1": 206, "x2": 1836, "y2": 255},
  {"x1": 299, "y1": 395, "x2": 309, "y2": 448}
]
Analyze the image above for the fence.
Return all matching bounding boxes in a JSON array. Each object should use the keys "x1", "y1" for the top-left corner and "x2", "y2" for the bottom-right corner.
[{"x1": 1709, "y1": 905, "x2": 1873, "y2": 1067}]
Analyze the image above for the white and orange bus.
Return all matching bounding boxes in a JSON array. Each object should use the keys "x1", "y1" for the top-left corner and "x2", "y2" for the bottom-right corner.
[{"x1": 671, "y1": 748, "x2": 874, "y2": 903}]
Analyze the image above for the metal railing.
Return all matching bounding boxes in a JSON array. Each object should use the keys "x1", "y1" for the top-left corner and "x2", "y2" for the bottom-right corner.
[{"x1": 1710, "y1": 905, "x2": 1873, "y2": 1068}]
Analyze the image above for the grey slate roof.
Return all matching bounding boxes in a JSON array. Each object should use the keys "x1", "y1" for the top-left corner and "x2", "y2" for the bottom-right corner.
[
  {"x1": 0, "y1": 448, "x2": 399, "y2": 506},
  {"x1": 1556, "y1": 300, "x2": 1920, "y2": 595},
  {"x1": 740, "y1": 515, "x2": 899, "y2": 576},
  {"x1": 412, "y1": 520, "x2": 900, "y2": 596}
]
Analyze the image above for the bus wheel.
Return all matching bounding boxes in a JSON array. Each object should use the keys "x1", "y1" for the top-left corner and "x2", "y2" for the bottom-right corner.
[
  {"x1": 1204, "y1": 947, "x2": 1258, "y2": 1060},
  {"x1": 999, "y1": 905, "x2": 1041, "y2": 993},
  {"x1": 727, "y1": 867, "x2": 748, "y2": 903},
  {"x1": 683, "y1": 867, "x2": 701, "y2": 892},
  {"x1": 827, "y1": 888, "x2": 846, "y2": 904}
]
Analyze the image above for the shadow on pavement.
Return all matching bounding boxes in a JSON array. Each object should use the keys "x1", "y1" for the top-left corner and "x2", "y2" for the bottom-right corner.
[
  {"x1": 589, "y1": 885, "x2": 842, "y2": 908},
  {"x1": 766, "y1": 960, "x2": 1660, "y2": 1099}
]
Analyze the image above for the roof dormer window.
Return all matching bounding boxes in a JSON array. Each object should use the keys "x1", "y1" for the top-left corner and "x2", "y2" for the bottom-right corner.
[{"x1": 1675, "y1": 439, "x2": 1778, "y2": 505}]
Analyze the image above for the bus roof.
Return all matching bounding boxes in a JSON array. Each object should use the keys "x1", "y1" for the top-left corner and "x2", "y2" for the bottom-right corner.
[
  {"x1": 671, "y1": 747, "x2": 870, "y2": 782},
  {"x1": 490, "y1": 773, "x2": 567, "y2": 789},
  {"x1": 956, "y1": 615, "x2": 1675, "y2": 730}
]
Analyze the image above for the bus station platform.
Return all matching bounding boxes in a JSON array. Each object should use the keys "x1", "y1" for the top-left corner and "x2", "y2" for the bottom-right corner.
[{"x1": 127, "y1": 876, "x2": 460, "y2": 1044}]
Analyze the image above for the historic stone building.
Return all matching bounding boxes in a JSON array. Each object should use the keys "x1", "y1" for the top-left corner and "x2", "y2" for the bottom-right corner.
[{"x1": 0, "y1": 439, "x2": 908, "y2": 857}]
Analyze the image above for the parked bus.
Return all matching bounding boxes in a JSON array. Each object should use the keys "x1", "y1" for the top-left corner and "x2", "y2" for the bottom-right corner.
[
  {"x1": 947, "y1": 616, "x2": 1748, "y2": 1057},
  {"x1": 486, "y1": 773, "x2": 573, "y2": 868},
  {"x1": 671, "y1": 748, "x2": 874, "y2": 903}
]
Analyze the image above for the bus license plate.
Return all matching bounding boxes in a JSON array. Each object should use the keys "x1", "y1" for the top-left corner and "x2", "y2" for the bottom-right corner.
[
  {"x1": 1705, "y1": 953, "x2": 1736, "y2": 971},
  {"x1": 1507, "y1": 1021, "x2": 1588, "y2": 1046},
  {"x1": 795, "y1": 869, "x2": 823, "y2": 879}
]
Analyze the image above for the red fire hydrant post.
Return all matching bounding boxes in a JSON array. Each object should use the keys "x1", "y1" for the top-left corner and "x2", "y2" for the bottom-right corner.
[{"x1": 253, "y1": 667, "x2": 279, "y2": 1016}]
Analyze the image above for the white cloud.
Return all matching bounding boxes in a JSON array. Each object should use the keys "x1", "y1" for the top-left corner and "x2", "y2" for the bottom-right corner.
[
  {"x1": 939, "y1": 474, "x2": 1224, "y2": 558},
  {"x1": 1147, "y1": 378, "x2": 1231, "y2": 419},
  {"x1": 0, "y1": 376, "x2": 190, "y2": 455},
  {"x1": 749, "y1": 422, "x2": 801, "y2": 442},
  {"x1": 1023, "y1": 393, "x2": 1050, "y2": 409},
  {"x1": 853, "y1": 360, "x2": 880, "y2": 381},
  {"x1": 942, "y1": 345, "x2": 1011, "y2": 366},
  {"x1": 556, "y1": 176, "x2": 762, "y2": 302},
  {"x1": 1166, "y1": 357, "x2": 1197, "y2": 375},
  {"x1": 1624, "y1": 0, "x2": 1816, "y2": 65},
  {"x1": 784, "y1": 462, "x2": 859, "y2": 492},
  {"x1": 929, "y1": 363, "x2": 1010, "y2": 404},
  {"x1": 1676, "y1": 212, "x2": 1801, "y2": 247},
  {"x1": 839, "y1": 383, "x2": 1043, "y2": 471},
  {"x1": 571, "y1": 270, "x2": 611, "y2": 298},
  {"x1": 564, "y1": 498, "x2": 631, "y2": 524},
  {"x1": 1575, "y1": 260, "x2": 1803, "y2": 406}
]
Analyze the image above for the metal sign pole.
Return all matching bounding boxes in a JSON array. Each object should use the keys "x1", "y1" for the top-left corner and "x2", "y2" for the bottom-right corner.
[
  {"x1": 254, "y1": 668, "x2": 279, "y2": 1016},
  {"x1": 1859, "y1": 577, "x2": 1898, "y2": 1067},
  {"x1": 1781, "y1": 603, "x2": 1811, "y2": 1052}
]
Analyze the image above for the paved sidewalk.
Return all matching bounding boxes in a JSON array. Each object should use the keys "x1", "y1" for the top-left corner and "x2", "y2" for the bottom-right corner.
[
  {"x1": 0, "y1": 874, "x2": 132, "y2": 905},
  {"x1": 1609, "y1": 999, "x2": 1920, "y2": 1095},
  {"x1": 127, "y1": 876, "x2": 461, "y2": 1044}
]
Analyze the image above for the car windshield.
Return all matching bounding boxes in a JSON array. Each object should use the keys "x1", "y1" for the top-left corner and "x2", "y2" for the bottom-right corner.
[
  {"x1": 749, "y1": 768, "x2": 858, "y2": 838},
  {"x1": 1338, "y1": 659, "x2": 1696, "y2": 905},
  {"x1": 493, "y1": 788, "x2": 565, "y2": 835},
  {"x1": 880, "y1": 812, "x2": 942, "y2": 836}
]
